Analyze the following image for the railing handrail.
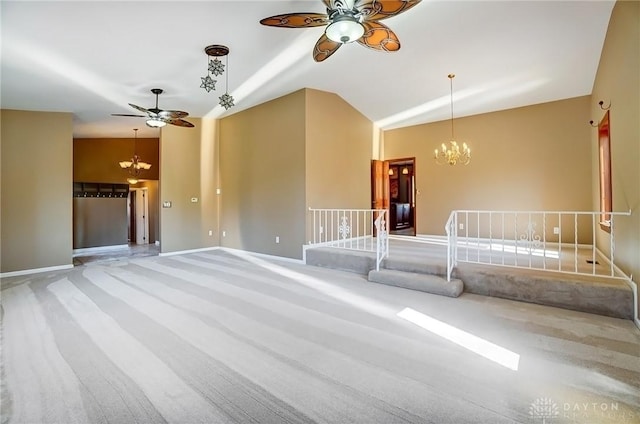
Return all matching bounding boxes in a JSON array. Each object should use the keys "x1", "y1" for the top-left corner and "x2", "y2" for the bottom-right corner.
[
  {"x1": 444, "y1": 211, "x2": 457, "y2": 281},
  {"x1": 451, "y1": 209, "x2": 631, "y2": 216},
  {"x1": 308, "y1": 208, "x2": 389, "y2": 271},
  {"x1": 445, "y1": 209, "x2": 631, "y2": 281},
  {"x1": 309, "y1": 207, "x2": 388, "y2": 212}
]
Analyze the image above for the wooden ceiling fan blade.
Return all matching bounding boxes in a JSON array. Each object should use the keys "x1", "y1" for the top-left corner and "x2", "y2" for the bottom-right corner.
[
  {"x1": 260, "y1": 13, "x2": 329, "y2": 28},
  {"x1": 158, "y1": 110, "x2": 189, "y2": 119},
  {"x1": 313, "y1": 33, "x2": 342, "y2": 62},
  {"x1": 111, "y1": 113, "x2": 145, "y2": 117},
  {"x1": 356, "y1": 21, "x2": 400, "y2": 51},
  {"x1": 356, "y1": 0, "x2": 421, "y2": 21},
  {"x1": 164, "y1": 118, "x2": 194, "y2": 128},
  {"x1": 129, "y1": 103, "x2": 151, "y2": 115}
]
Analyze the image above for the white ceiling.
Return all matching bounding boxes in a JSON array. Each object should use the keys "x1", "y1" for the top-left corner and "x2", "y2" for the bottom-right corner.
[{"x1": 1, "y1": 1, "x2": 614, "y2": 139}]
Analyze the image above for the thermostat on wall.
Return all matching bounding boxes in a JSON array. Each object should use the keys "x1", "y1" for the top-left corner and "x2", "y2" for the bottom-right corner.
[{"x1": 191, "y1": 197, "x2": 198, "y2": 203}]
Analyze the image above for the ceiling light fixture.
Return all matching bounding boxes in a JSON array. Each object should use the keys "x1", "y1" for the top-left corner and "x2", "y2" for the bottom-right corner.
[
  {"x1": 435, "y1": 74, "x2": 471, "y2": 166},
  {"x1": 119, "y1": 129, "x2": 151, "y2": 184},
  {"x1": 201, "y1": 44, "x2": 234, "y2": 110},
  {"x1": 145, "y1": 118, "x2": 166, "y2": 128},
  {"x1": 325, "y1": 13, "x2": 364, "y2": 43}
]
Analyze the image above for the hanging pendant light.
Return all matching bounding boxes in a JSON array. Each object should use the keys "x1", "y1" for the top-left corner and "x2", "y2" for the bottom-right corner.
[
  {"x1": 434, "y1": 74, "x2": 471, "y2": 166},
  {"x1": 218, "y1": 53, "x2": 234, "y2": 110},
  {"x1": 119, "y1": 129, "x2": 151, "y2": 184},
  {"x1": 201, "y1": 44, "x2": 235, "y2": 110}
]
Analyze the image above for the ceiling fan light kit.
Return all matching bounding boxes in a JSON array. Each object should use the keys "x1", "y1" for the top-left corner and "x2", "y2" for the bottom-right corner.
[
  {"x1": 260, "y1": 0, "x2": 422, "y2": 62},
  {"x1": 146, "y1": 118, "x2": 166, "y2": 128},
  {"x1": 325, "y1": 13, "x2": 364, "y2": 43}
]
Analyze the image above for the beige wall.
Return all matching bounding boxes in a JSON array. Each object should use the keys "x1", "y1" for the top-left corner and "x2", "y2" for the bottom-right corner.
[
  {"x1": 1, "y1": 109, "x2": 73, "y2": 273},
  {"x1": 305, "y1": 89, "x2": 374, "y2": 243},
  {"x1": 219, "y1": 90, "x2": 307, "y2": 258},
  {"x1": 74, "y1": 137, "x2": 159, "y2": 183},
  {"x1": 218, "y1": 88, "x2": 373, "y2": 259},
  {"x1": 305, "y1": 89, "x2": 373, "y2": 209},
  {"x1": 383, "y1": 96, "x2": 593, "y2": 240},
  {"x1": 159, "y1": 117, "x2": 218, "y2": 253},
  {"x1": 73, "y1": 197, "x2": 128, "y2": 248},
  {"x1": 591, "y1": 0, "x2": 639, "y2": 317}
]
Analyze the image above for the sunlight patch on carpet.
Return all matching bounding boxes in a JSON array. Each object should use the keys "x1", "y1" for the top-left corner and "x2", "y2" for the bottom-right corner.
[{"x1": 397, "y1": 307, "x2": 520, "y2": 371}]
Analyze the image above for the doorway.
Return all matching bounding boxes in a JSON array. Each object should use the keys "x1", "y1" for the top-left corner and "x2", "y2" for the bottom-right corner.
[
  {"x1": 371, "y1": 158, "x2": 416, "y2": 236},
  {"x1": 128, "y1": 187, "x2": 149, "y2": 245}
]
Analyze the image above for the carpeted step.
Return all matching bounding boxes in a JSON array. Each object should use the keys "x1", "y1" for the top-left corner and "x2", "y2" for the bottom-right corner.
[
  {"x1": 305, "y1": 247, "x2": 376, "y2": 274},
  {"x1": 368, "y1": 269, "x2": 464, "y2": 298}
]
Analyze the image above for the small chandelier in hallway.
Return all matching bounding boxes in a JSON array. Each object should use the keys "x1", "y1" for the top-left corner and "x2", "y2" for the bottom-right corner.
[
  {"x1": 434, "y1": 74, "x2": 471, "y2": 166},
  {"x1": 119, "y1": 128, "x2": 151, "y2": 184}
]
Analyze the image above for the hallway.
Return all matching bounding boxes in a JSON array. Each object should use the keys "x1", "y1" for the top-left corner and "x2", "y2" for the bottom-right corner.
[{"x1": 73, "y1": 243, "x2": 160, "y2": 266}]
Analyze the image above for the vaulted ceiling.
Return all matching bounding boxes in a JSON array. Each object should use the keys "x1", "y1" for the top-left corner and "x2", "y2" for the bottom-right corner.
[{"x1": 1, "y1": 1, "x2": 614, "y2": 138}]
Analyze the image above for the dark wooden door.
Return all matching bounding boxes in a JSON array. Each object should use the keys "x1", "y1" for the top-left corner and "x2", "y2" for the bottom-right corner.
[{"x1": 371, "y1": 160, "x2": 390, "y2": 234}]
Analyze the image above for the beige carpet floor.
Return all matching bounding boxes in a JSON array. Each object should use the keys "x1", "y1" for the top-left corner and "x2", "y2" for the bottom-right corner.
[{"x1": 1, "y1": 249, "x2": 639, "y2": 423}]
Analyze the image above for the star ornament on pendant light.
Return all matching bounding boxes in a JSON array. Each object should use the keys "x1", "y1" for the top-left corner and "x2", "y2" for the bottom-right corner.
[
  {"x1": 219, "y1": 93, "x2": 234, "y2": 110},
  {"x1": 200, "y1": 75, "x2": 216, "y2": 92},
  {"x1": 208, "y1": 58, "x2": 225, "y2": 76}
]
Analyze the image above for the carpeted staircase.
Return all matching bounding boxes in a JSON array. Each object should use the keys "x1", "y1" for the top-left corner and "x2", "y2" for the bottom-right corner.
[{"x1": 305, "y1": 246, "x2": 634, "y2": 319}]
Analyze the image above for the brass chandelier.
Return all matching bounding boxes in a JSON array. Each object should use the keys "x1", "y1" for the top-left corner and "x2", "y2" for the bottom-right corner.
[
  {"x1": 434, "y1": 74, "x2": 471, "y2": 166},
  {"x1": 119, "y1": 129, "x2": 151, "y2": 184}
]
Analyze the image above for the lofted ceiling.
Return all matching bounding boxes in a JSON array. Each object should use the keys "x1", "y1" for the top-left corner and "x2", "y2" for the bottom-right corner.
[{"x1": 1, "y1": 1, "x2": 614, "y2": 139}]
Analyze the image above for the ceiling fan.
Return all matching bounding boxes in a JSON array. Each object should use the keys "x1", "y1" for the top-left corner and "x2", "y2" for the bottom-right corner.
[
  {"x1": 260, "y1": 0, "x2": 421, "y2": 62},
  {"x1": 112, "y1": 88, "x2": 194, "y2": 128}
]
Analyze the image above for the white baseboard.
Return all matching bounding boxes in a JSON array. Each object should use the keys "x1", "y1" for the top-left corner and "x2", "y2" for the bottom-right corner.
[
  {"x1": 159, "y1": 245, "x2": 304, "y2": 264},
  {"x1": 1, "y1": 264, "x2": 73, "y2": 278},
  {"x1": 73, "y1": 244, "x2": 129, "y2": 255},
  {"x1": 159, "y1": 246, "x2": 220, "y2": 257},
  {"x1": 220, "y1": 247, "x2": 304, "y2": 264}
]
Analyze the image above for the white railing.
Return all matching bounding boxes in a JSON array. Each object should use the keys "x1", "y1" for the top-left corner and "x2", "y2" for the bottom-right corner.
[
  {"x1": 309, "y1": 208, "x2": 389, "y2": 271},
  {"x1": 445, "y1": 210, "x2": 632, "y2": 281},
  {"x1": 444, "y1": 211, "x2": 458, "y2": 282}
]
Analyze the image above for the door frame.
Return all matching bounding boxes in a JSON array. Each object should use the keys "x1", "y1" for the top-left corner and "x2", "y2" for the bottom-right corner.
[
  {"x1": 375, "y1": 157, "x2": 416, "y2": 236},
  {"x1": 129, "y1": 187, "x2": 149, "y2": 245}
]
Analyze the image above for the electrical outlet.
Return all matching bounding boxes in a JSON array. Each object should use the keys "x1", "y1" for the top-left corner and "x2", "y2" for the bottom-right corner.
[
  {"x1": 319, "y1": 226, "x2": 324, "y2": 234},
  {"x1": 222, "y1": 231, "x2": 226, "y2": 237},
  {"x1": 208, "y1": 230, "x2": 213, "y2": 236},
  {"x1": 459, "y1": 223, "x2": 464, "y2": 230},
  {"x1": 553, "y1": 227, "x2": 560, "y2": 235},
  {"x1": 275, "y1": 236, "x2": 280, "y2": 244}
]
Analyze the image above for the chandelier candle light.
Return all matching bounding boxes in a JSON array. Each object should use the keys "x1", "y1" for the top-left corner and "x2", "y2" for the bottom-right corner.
[
  {"x1": 434, "y1": 74, "x2": 471, "y2": 166},
  {"x1": 119, "y1": 128, "x2": 151, "y2": 185}
]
